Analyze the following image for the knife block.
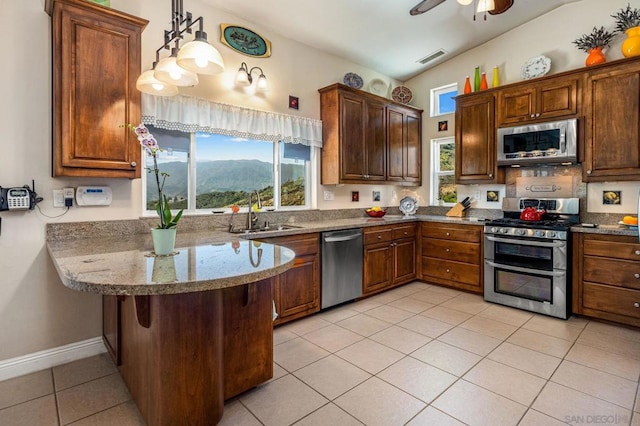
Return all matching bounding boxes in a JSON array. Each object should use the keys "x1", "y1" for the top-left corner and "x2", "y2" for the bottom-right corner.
[{"x1": 446, "y1": 203, "x2": 466, "y2": 217}]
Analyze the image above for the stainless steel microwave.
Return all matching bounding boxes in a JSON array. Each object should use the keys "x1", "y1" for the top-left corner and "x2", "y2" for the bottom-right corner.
[{"x1": 497, "y1": 118, "x2": 577, "y2": 166}]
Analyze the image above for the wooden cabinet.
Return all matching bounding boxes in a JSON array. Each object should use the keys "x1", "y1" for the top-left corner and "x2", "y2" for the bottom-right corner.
[
  {"x1": 260, "y1": 233, "x2": 320, "y2": 325},
  {"x1": 319, "y1": 83, "x2": 422, "y2": 185},
  {"x1": 573, "y1": 233, "x2": 640, "y2": 327},
  {"x1": 419, "y1": 222, "x2": 483, "y2": 294},
  {"x1": 497, "y1": 76, "x2": 580, "y2": 126},
  {"x1": 455, "y1": 92, "x2": 504, "y2": 184},
  {"x1": 102, "y1": 295, "x2": 121, "y2": 365},
  {"x1": 582, "y1": 58, "x2": 640, "y2": 181},
  {"x1": 363, "y1": 224, "x2": 416, "y2": 296},
  {"x1": 47, "y1": 0, "x2": 147, "y2": 178},
  {"x1": 387, "y1": 105, "x2": 422, "y2": 185}
]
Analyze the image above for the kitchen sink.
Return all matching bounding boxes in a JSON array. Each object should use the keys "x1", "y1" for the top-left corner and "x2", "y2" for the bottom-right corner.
[{"x1": 228, "y1": 224, "x2": 303, "y2": 234}]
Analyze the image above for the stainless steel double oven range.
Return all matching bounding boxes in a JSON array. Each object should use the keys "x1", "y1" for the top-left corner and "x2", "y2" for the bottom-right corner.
[{"x1": 484, "y1": 198, "x2": 579, "y2": 319}]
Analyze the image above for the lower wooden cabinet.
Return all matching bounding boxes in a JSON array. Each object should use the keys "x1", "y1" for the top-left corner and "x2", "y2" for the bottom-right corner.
[
  {"x1": 102, "y1": 295, "x2": 121, "y2": 365},
  {"x1": 259, "y1": 233, "x2": 320, "y2": 325},
  {"x1": 573, "y1": 233, "x2": 640, "y2": 327},
  {"x1": 419, "y1": 222, "x2": 483, "y2": 294},
  {"x1": 363, "y1": 224, "x2": 417, "y2": 296}
]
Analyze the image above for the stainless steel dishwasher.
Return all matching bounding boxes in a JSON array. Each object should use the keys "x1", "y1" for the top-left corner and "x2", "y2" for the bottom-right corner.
[{"x1": 321, "y1": 228, "x2": 363, "y2": 309}]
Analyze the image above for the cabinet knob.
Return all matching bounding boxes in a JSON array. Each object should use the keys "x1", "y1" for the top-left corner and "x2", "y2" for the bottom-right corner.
[
  {"x1": 446, "y1": 232, "x2": 450, "y2": 236},
  {"x1": 403, "y1": 231, "x2": 408, "y2": 235},
  {"x1": 635, "y1": 302, "x2": 640, "y2": 308},
  {"x1": 130, "y1": 161, "x2": 137, "y2": 167},
  {"x1": 635, "y1": 250, "x2": 640, "y2": 256},
  {"x1": 536, "y1": 113, "x2": 540, "y2": 117},
  {"x1": 446, "y1": 248, "x2": 450, "y2": 252},
  {"x1": 489, "y1": 173, "x2": 493, "y2": 178},
  {"x1": 635, "y1": 273, "x2": 640, "y2": 279},
  {"x1": 587, "y1": 170, "x2": 592, "y2": 175},
  {"x1": 377, "y1": 235, "x2": 382, "y2": 239},
  {"x1": 446, "y1": 268, "x2": 450, "y2": 273},
  {"x1": 530, "y1": 114, "x2": 535, "y2": 118}
]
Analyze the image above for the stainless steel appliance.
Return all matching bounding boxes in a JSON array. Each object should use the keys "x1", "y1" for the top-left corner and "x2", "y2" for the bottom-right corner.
[
  {"x1": 484, "y1": 198, "x2": 579, "y2": 319},
  {"x1": 321, "y1": 229, "x2": 363, "y2": 309},
  {"x1": 497, "y1": 118, "x2": 577, "y2": 166}
]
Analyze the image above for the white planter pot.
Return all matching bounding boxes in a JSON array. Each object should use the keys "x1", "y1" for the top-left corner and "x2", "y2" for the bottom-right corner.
[{"x1": 151, "y1": 228, "x2": 177, "y2": 256}]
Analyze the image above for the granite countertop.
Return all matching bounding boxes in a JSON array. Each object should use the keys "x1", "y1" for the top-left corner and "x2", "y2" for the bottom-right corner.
[
  {"x1": 571, "y1": 224, "x2": 638, "y2": 236},
  {"x1": 47, "y1": 232, "x2": 295, "y2": 296}
]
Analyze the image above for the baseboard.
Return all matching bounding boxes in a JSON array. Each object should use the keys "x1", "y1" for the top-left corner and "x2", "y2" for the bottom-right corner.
[{"x1": 0, "y1": 337, "x2": 107, "y2": 382}]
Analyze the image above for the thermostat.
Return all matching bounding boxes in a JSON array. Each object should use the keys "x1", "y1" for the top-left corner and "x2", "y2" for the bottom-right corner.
[{"x1": 75, "y1": 186, "x2": 112, "y2": 206}]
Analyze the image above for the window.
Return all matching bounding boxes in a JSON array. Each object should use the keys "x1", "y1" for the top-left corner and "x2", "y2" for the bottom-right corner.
[
  {"x1": 431, "y1": 137, "x2": 456, "y2": 206},
  {"x1": 143, "y1": 125, "x2": 313, "y2": 213},
  {"x1": 430, "y1": 83, "x2": 457, "y2": 117}
]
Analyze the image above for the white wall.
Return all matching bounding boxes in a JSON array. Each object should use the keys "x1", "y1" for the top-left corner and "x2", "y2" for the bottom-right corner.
[{"x1": 407, "y1": 0, "x2": 632, "y2": 210}]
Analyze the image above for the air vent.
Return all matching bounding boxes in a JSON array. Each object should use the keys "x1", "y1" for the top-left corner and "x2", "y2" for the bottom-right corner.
[{"x1": 417, "y1": 49, "x2": 447, "y2": 65}]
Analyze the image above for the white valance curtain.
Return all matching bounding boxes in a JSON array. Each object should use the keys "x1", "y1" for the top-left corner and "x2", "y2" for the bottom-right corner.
[{"x1": 141, "y1": 94, "x2": 323, "y2": 148}]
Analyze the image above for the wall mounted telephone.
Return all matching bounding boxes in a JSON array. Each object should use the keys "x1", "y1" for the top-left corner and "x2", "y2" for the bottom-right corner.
[{"x1": 0, "y1": 183, "x2": 42, "y2": 211}]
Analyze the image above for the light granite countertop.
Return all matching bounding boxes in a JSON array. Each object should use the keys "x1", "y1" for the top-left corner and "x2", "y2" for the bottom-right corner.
[
  {"x1": 570, "y1": 224, "x2": 638, "y2": 236},
  {"x1": 47, "y1": 233, "x2": 295, "y2": 296}
]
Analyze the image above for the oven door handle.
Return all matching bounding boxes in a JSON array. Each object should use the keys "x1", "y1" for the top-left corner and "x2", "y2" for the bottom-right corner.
[
  {"x1": 485, "y1": 235, "x2": 565, "y2": 248},
  {"x1": 484, "y1": 260, "x2": 566, "y2": 277}
]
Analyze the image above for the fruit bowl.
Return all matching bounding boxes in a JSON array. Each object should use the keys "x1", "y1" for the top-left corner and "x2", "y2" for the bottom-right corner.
[{"x1": 365, "y1": 208, "x2": 387, "y2": 218}]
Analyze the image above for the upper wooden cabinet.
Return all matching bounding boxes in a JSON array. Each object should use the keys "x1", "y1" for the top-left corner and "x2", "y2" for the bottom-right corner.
[
  {"x1": 47, "y1": 0, "x2": 148, "y2": 178},
  {"x1": 455, "y1": 92, "x2": 504, "y2": 184},
  {"x1": 319, "y1": 83, "x2": 422, "y2": 185},
  {"x1": 497, "y1": 76, "x2": 580, "y2": 126},
  {"x1": 386, "y1": 105, "x2": 422, "y2": 185},
  {"x1": 583, "y1": 58, "x2": 640, "y2": 182}
]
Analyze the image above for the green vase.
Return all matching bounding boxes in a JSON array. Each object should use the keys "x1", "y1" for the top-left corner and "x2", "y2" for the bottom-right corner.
[{"x1": 473, "y1": 66, "x2": 481, "y2": 92}]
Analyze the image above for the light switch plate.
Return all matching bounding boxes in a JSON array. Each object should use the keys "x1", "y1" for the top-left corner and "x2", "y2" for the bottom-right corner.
[
  {"x1": 323, "y1": 190, "x2": 334, "y2": 201},
  {"x1": 53, "y1": 190, "x2": 64, "y2": 208}
]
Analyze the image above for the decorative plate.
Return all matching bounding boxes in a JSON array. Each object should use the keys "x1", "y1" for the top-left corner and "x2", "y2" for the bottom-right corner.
[
  {"x1": 369, "y1": 78, "x2": 389, "y2": 97},
  {"x1": 392, "y1": 86, "x2": 413, "y2": 104},
  {"x1": 521, "y1": 55, "x2": 551, "y2": 80},
  {"x1": 399, "y1": 196, "x2": 418, "y2": 216},
  {"x1": 220, "y1": 24, "x2": 272, "y2": 58},
  {"x1": 343, "y1": 72, "x2": 364, "y2": 89}
]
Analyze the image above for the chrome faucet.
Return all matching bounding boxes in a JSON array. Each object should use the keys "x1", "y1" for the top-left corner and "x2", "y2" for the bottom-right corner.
[{"x1": 246, "y1": 190, "x2": 262, "y2": 230}]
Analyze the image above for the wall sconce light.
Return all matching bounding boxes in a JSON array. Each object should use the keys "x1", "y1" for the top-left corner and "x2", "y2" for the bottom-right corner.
[
  {"x1": 235, "y1": 62, "x2": 268, "y2": 92},
  {"x1": 136, "y1": 0, "x2": 225, "y2": 97}
]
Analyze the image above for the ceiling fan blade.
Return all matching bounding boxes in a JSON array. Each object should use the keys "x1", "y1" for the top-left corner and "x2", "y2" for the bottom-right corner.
[
  {"x1": 410, "y1": 0, "x2": 447, "y2": 16},
  {"x1": 488, "y1": 0, "x2": 514, "y2": 15}
]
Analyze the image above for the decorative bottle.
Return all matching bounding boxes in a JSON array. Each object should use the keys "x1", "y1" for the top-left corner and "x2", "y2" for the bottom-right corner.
[
  {"x1": 480, "y1": 72, "x2": 488, "y2": 90},
  {"x1": 473, "y1": 66, "x2": 481, "y2": 92},
  {"x1": 464, "y1": 76, "x2": 472, "y2": 94},
  {"x1": 492, "y1": 66, "x2": 499, "y2": 88}
]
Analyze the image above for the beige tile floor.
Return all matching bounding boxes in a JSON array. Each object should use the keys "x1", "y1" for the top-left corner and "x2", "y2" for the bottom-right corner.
[{"x1": 2, "y1": 281, "x2": 640, "y2": 425}]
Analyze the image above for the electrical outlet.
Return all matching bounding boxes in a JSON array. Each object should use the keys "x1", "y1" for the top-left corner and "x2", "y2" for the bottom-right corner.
[
  {"x1": 474, "y1": 191, "x2": 481, "y2": 200},
  {"x1": 63, "y1": 187, "x2": 74, "y2": 207},
  {"x1": 53, "y1": 190, "x2": 64, "y2": 208},
  {"x1": 323, "y1": 190, "x2": 334, "y2": 201}
]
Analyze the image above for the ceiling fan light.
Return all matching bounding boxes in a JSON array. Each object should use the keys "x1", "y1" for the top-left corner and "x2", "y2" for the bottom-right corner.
[
  {"x1": 176, "y1": 34, "x2": 225, "y2": 75},
  {"x1": 457, "y1": 0, "x2": 473, "y2": 5},
  {"x1": 476, "y1": 0, "x2": 495, "y2": 13},
  {"x1": 136, "y1": 69, "x2": 179, "y2": 96},
  {"x1": 154, "y1": 53, "x2": 199, "y2": 87}
]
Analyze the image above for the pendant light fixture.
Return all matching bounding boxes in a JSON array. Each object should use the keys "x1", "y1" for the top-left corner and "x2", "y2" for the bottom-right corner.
[{"x1": 136, "y1": 0, "x2": 225, "y2": 97}]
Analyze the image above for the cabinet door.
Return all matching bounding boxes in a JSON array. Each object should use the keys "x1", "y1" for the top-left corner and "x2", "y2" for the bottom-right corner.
[
  {"x1": 363, "y1": 243, "x2": 393, "y2": 294},
  {"x1": 340, "y1": 94, "x2": 367, "y2": 180},
  {"x1": 365, "y1": 101, "x2": 386, "y2": 181},
  {"x1": 387, "y1": 106, "x2": 422, "y2": 184},
  {"x1": 102, "y1": 295, "x2": 121, "y2": 365},
  {"x1": 387, "y1": 107, "x2": 405, "y2": 181},
  {"x1": 455, "y1": 93, "x2": 502, "y2": 183},
  {"x1": 51, "y1": 0, "x2": 147, "y2": 178},
  {"x1": 584, "y1": 63, "x2": 640, "y2": 181},
  {"x1": 393, "y1": 238, "x2": 416, "y2": 284},
  {"x1": 497, "y1": 87, "x2": 535, "y2": 125},
  {"x1": 276, "y1": 255, "x2": 320, "y2": 322},
  {"x1": 405, "y1": 111, "x2": 422, "y2": 183}
]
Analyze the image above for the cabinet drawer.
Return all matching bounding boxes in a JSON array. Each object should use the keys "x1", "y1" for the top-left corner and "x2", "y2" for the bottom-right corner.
[
  {"x1": 364, "y1": 227, "x2": 393, "y2": 245},
  {"x1": 392, "y1": 224, "x2": 416, "y2": 240},
  {"x1": 422, "y1": 238, "x2": 480, "y2": 264},
  {"x1": 421, "y1": 223, "x2": 481, "y2": 243},
  {"x1": 583, "y1": 256, "x2": 640, "y2": 290},
  {"x1": 584, "y1": 239, "x2": 640, "y2": 261},
  {"x1": 583, "y1": 282, "x2": 640, "y2": 319},
  {"x1": 261, "y1": 234, "x2": 319, "y2": 256},
  {"x1": 422, "y1": 257, "x2": 480, "y2": 286}
]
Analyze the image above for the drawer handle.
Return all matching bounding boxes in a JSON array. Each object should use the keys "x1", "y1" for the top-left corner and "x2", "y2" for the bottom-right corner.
[
  {"x1": 403, "y1": 231, "x2": 408, "y2": 235},
  {"x1": 446, "y1": 268, "x2": 450, "y2": 273},
  {"x1": 377, "y1": 235, "x2": 382, "y2": 239},
  {"x1": 636, "y1": 250, "x2": 640, "y2": 256},
  {"x1": 587, "y1": 170, "x2": 592, "y2": 175},
  {"x1": 446, "y1": 248, "x2": 450, "y2": 252},
  {"x1": 635, "y1": 273, "x2": 640, "y2": 279},
  {"x1": 635, "y1": 302, "x2": 640, "y2": 308},
  {"x1": 446, "y1": 232, "x2": 450, "y2": 236}
]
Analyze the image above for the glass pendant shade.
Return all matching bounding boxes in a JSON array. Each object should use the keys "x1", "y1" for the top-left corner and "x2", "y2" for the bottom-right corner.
[
  {"x1": 176, "y1": 38, "x2": 225, "y2": 75},
  {"x1": 476, "y1": 0, "x2": 495, "y2": 13},
  {"x1": 457, "y1": 0, "x2": 473, "y2": 5},
  {"x1": 256, "y1": 74, "x2": 268, "y2": 92},
  {"x1": 136, "y1": 69, "x2": 179, "y2": 96},
  {"x1": 235, "y1": 68, "x2": 251, "y2": 86},
  {"x1": 154, "y1": 51, "x2": 199, "y2": 87}
]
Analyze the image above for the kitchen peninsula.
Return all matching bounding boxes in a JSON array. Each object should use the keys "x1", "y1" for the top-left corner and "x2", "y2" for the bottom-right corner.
[{"x1": 47, "y1": 227, "x2": 295, "y2": 426}]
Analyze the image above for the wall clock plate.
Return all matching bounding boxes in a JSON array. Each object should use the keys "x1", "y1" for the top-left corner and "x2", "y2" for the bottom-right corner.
[{"x1": 220, "y1": 24, "x2": 271, "y2": 58}]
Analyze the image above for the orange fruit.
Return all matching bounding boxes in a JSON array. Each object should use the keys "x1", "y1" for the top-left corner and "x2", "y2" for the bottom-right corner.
[{"x1": 622, "y1": 216, "x2": 638, "y2": 225}]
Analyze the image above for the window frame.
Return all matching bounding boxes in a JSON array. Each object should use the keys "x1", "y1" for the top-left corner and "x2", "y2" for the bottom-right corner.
[
  {"x1": 430, "y1": 136, "x2": 456, "y2": 207},
  {"x1": 430, "y1": 83, "x2": 458, "y2": 118},
  {"x1": 141, "y1": 130, "x2": 316, "y2": 216}
]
